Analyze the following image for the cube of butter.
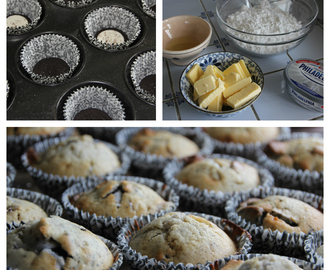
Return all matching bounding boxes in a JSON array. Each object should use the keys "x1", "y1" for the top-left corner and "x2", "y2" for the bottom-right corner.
[
  {"x1": 193, "y1": 88, "x2": 199, "y2": 101},
  {"x1": 226, "y1": 82, "x2": 261, "y2": 109},
  {"x1": 194, "y1": 74, "x2": 218, "y2": 96},
  {"x1": 186, "y1": 64, "x2": 204, "y2": 85},
  {"x1": 239, "y1": 60, "x2": 251, "y2": 78},
  {"x1": 223, "y1": 63, "x2": 246, "y2": 79},
  {"x1": 224, "y1": 72, "x2": 241, "y2": 88},
  {"x1": 208, "y1": 93, "x2": 223, "y2": 111},
  {"x1": 223, "y1": 77, "x2": 252, "y2": 99},
  {"x1": 198, "y1": 78, "x2": 225, "y2": 109}
]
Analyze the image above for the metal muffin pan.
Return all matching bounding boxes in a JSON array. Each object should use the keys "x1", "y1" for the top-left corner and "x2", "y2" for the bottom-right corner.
[{"x1": 7, "y1": 0, "x2": 155, "y2": 120}]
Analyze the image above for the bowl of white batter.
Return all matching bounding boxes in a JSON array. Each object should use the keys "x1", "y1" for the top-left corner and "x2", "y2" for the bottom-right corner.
[{"x1": 216, "y1": 0, "x2": 318, "y2": 57}]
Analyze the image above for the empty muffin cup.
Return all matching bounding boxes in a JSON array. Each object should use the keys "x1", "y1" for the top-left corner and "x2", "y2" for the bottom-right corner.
[
  {"x1": 63, "y1": 85, "x2": 126, "y2": 120},
  {"x1": 7, "y1": 0, "x2": 42, "y2": 34},
  {"x1": 140, "y1": 0, "x2": 156, "y2": 18},
  {"x1": 130, "y1": 50, "x2": 156, "y2": 104},
  {"x1": 49, "y1": 0, "x2": 95, "y2": 8},
  {"x1": 84, "y1": 6, "x2": 142, "y2": 50},
  {"x1": 20, "y1": 34, "x2": 80, "y2": 84}
]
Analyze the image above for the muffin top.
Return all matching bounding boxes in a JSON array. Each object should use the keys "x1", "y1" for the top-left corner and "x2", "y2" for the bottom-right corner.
[
  {"x1": 236, "y1": 195, "x2": 323, "y2": 234},
  {"x1": 128, "y1": 128, "x2": 200, "y2": 158},
  {"x1": 175, "y1": 156, "x2": 260, "y2": 193},
  {"x1": 7, "y1": 215, "x2": 114, "y2": 270},
  {"x1": 7, "y1": 196, "x2": 48, "y2": 224},
  {"x1": 265, "y1": 137, "x2": 323, "y2": 172},
  {"x1": 29, "y1": 135, "x2": 121, "y2": 177},
  {"x1": 7, "y1": 127, "x2": 67, "y2": 136},
  {"x1": 69, "y1": 180, "x2": 175, "y2": 218},
  {"x1": 129, "y1": 212, "x2": 237, "y2": 265},
  {"x1": 203, "y1": 127, "x2": 280, "y2": 144}
]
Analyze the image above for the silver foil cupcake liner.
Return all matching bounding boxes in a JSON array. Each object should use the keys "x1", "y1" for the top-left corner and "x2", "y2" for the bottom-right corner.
[
  {"x1": 21, "y1": 136, "x2": 131, "y2": 200},
  {"x1": 115, "y1": 127, "x2": 214, "y2": 179},
  {"x1": 61, "y1": 175, "x2": 180, "y2": 241},
  {"x1": 49, "y1": 0, "x2": 95, "y2": 8},
  {"x1": 7, "y1": 127, "x2": 74, "y2": 170},
  {"x1": 130, "y1": 50, "x2": 156, "y2": 104},
  {"x1": 117, "y1": 212, "x2": 252, "y2": 270},
  {"x1": 211, "y1": 253, "x2": 323, "y2": 270},
  {"x1": 163, "y1": 153, "x2": 274, "y2": 216},
  {"x1": 20, "y1": 34, "x2": 80, "y2": 84},
  {"x1": 63, "y1": 86, "x2": 126, "y2": 120},
  {"x1": 6, "y1": 80, "x2": 10, "y2": 99},
  {"x1": 7, "y1": 187, "x2": 63, "y2": 231},
  {"x1": 7, "y1": 162, "x2": 17, "y2": 187},
  {"x1": 304, "y1": 230, "x2": 324, "y2": 267},
  {"x1": 7, "y1": 0, "x2": 42, "y2": 34},
  {"x1": 256, "y1": 132, "x2": 323, "y2": 196},
  {"x1": 84, "y1": 6, "x2": 141, "y2": 51},
  {"x1": 225, "y1": 186, "x2": 323, "y2": 258},
  {"x1": 140, "y1": 0, "x2": 156, "y2": 18}
]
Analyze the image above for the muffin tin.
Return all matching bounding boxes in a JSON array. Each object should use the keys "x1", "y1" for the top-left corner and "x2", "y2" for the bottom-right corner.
[{"x1": 7, "y1": 0, "x2": 155, "y2": 120}]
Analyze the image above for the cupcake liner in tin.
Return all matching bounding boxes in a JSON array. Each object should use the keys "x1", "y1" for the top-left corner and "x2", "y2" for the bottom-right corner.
[
  {"x1": 117, "y1": 212, "x2": 252, "y2": 270},
  {"x1": 63, "y1": 85, "x2": 126, "y2": 120},
  {"x1": 130, "y1": 50, "x2": 156, "y2": 104},
  {"x1": 140, "y1": 0, "x2": 156, "y2": 18},
  {"x1": 6, "y1": 80, "x2": 10, "y2": 99},
  {"x1": 211, "y1": 253, "x2": 323, "y2": 270},
  {"x1": 20, "y1": 33, "x2": 81, "y2": 84},
  {"x1": 84, "y1": 6, "x2": 142, "y2": 51},
  {"x1": 6, "y1": 187, "x2": 63, "y2": 231},
  {"x1": 49, "y1": 0, "x2": 96, "y2": 8},
  {"x1": 256, "y1": 132, "x2": 323, "y2": 196},
  {"x1": 61, "y1": 175, "x2": 180, "y2": 241},
  {"x1": 115, "y1": 127, "x2": 214, "y2": 179},
  {"x1": 224, "y1": 186, "x2": 323, "y2": 258},
  {"x1": 21, "y1": 136, "x2": 131, "y2": 200},
  {"x1": 163, "y1": 153, "x2": 274, "y2": 216},
  {"x1": 304, "y1": 230, "x2": 323, "y2": 267},
  {"x1": 7, "y1": 0, "x2": 42, "y2": 35},
  {"x1": 7, "y1": 162, "x2": 17, "y2": 187},
  {"x1": 7, "y1": 127, "x2": 74, "y2": 170}
]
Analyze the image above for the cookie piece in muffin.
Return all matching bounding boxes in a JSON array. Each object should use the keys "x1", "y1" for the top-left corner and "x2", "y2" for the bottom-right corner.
[
  {"x1": 69, "y1": 180, "x2": 175, "y2": 218},
  {"x1": 203, "y1": 127, "x2": 280, "y2": 144},
  {"x1": 28, "y1": 135, "x2": 121, "y2": 177},
  {"x1": 7, "y1": 127, "x2": 67, "y2": 136},
  {"x1": 236, "y1": 195, "x2": 323, "y2": 234},
  {"x1": 7, "y1": 196, "x2": 47, "y2": 224},
  {"x1": 129, "y1": 212, "x2": 237, "y2": 265},
  {"x1": 264, "y1": 137, "x2": 323, "y2": 172},
  {"x1": 7, "y1": 215, "x2": 114, "y2": 270},
  {"x1": 128, "y1": 128, "x2": 200, "y2": 158},
  {"x1": 175, "y1": 156, "x2": 260, "y2": 193}
]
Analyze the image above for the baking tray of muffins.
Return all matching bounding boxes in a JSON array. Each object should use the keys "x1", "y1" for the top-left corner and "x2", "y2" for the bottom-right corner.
[{"x1": 6, "y1": 0, "x2": 156, "y2": 120}]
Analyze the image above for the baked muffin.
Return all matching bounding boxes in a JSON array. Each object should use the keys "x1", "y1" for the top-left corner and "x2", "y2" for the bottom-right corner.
[
  {"x1": 264, "y1": 137, "x2": 323, "y2": 172},
  {"x1": 7, "y1": 127, "x2": 67, "y2": 136},
  {"x1": 7, "y1": 215, "x2": 114, "y2": 270},
  {"x1": 236, "y1": 195, "x2": 323, "y2": 234},
  {"x1": 203, "y1": 127, "x2": 280, "y2": 144},
  {"x1": 69, "y1": 180, "x2": 175, "y2": 218},
  {"x1": 128, "y1": 128, "x2": 200, "y2": 158},
  {"x1": 129, "y1": 212, "x2": 237, "y2": 265},
  {"x1": 175, "y1": 156, "x2": 260, "y2": 193},
  {"x1": 7, "y1": 196, "x2": 47, "y2": 224},
  {"x1": 28, "y1": 135, "x2": 121, "y2": 177}
]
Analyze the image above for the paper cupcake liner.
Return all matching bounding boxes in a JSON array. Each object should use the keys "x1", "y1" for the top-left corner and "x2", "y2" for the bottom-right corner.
[
  {"x1": 7, "y1": 0, "x2": 42, "y2": 34},
  {"x1": 61, "y1": 175, "x2": 180, "y2": 241},
  {"x1": 256, "y1": 132, "x2": 323, "y2": 196},
  {"x1": 49, "y1": 0, "x2": 95, "y2": 8},
  {"x1": 7, "y1": 163, "x2": 17, "y2": 187},
  {"x1": 130, "y1": 50, "x2": 156, "y2": 104},
  {"x1": 84, "y1": 6, "x2": 141, "y2": 51},
  {"x1": 20, "y1": 34, "x2": 80, "y2": 84},
  {"x1": 115, "y1": 127, "x2": 214, "y2": 180},
  {"x1": 6, "y1": 80, "x2": 10, "y2": 99},
  {"x1": 7, "y1": 127, "x2": 74, "y2": 170},
  {"x1": 211, "y1": 253, "x2": 323, "y2": 270},
  {"x1": 21, "y1": 137, "x2": 131, "y2": 200},
  {"x1": 163, "y1": 154, "x2": 274, "y2": 216},
  {"x1": 225, "y1": 186, "x2": 323, "y2": 258},
  {"x1": 117, "y1": 212, "x2": 252, "y2": 270},
  {"x1": 7, "y1": 187, "x2": 63, "y2": 231},
  {"x1": 140, "y1": 0, "x2": 156, "y2": 18},
  {"x1": 63, "y1": 86, "x2": 126, "y2": 120},
  {"x1": 304, "y1": 230, "x2": 323, "y2": 267},
  {"x1": 78, "y1": 127, "x2": 122, "y2": 144}
]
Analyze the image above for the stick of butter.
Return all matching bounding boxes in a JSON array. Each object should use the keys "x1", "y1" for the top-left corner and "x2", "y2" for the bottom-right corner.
[
  {"x1": 223, "y1": 63, "x2": 246, "y2": 79},
  {"x1": 239, "y1": 60, "x2": 251, "y2": 78},
  {"x1": 224, "y1": 72, "x2": 241, "y2": 88},
  {"x1": 208, "y1": 92, "x2": 223, "y2": 111},
  {"x1": 194, "y1": 74, "x2": 218, "y2": 96},
  {"x1": 223, "y1": 77, "x2": 251, "y2": 98},
  {"x1": 226, "y1": 82, "x2": 261, "y2": 109},
  {"x1": 186, "y1": 64, "x2": 204, "y2": 85},
  {"x1": 198, "y1": 79, "x2": 225, "y2": 109},
  {"x1": 212, "y1": 65, "x2": 225, "y2": 81}
]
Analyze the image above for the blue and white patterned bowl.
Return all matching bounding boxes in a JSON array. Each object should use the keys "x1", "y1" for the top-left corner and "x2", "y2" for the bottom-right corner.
[{"x1": 180, "y1": 52, "x2": 264, "y2": 118}]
